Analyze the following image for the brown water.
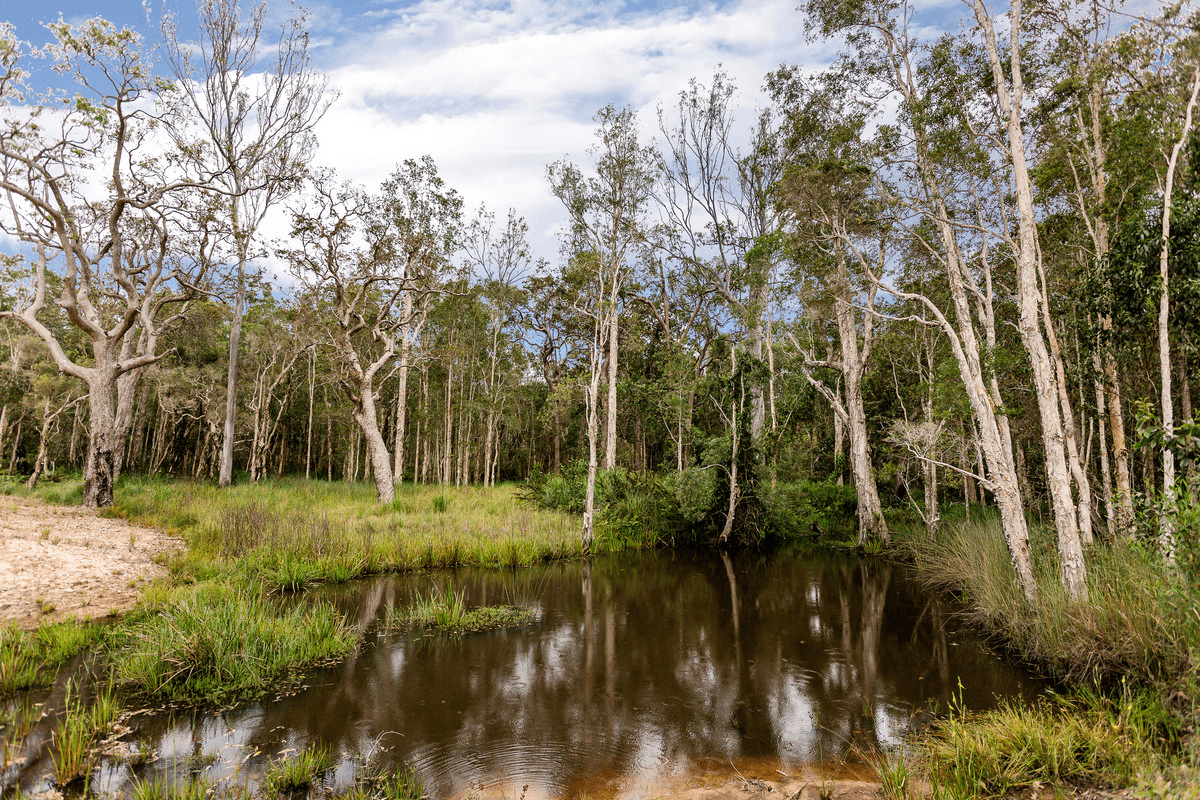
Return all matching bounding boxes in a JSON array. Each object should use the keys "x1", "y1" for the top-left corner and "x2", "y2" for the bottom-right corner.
[{"x1": 5, "y1": 548, "x2": 1044, "y2": 799}]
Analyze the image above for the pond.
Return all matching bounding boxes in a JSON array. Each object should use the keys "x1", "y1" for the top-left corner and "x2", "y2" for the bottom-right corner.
[{"x1": 5, "y1": 547, "x2": 1044, "y2": 799}]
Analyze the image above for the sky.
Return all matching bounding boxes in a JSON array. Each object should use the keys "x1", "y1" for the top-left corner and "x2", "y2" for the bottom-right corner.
[
  {"x1": 4, "y1": 0, "x2": 1023, "y2": 275},
  {"x1": 5, "y1": 0, "x2": 843, "y2": 267}
]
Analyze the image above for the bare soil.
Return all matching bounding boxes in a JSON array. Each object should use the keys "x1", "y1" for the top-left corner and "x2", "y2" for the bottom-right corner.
[{"x1": 0, "y1": 494, "x2": 181, "y2": 629}]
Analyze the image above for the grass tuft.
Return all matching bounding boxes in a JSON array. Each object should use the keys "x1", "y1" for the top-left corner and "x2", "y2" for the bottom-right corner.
[
  {"x1": 261, "y1": 742, "x2": 337, "y2": 796},
  {"x1": 922, "y1": 690, "x2": 1157, "y2": 799},
  {"x1": 387, "y1": 586, "x2": 537, "y2": 635},
  {"x1": 49, "y1": 680, "x2": 121, "y2": 788},
  {"x1": 108, "y1": 582, "x2": 357, "y2": 704}
]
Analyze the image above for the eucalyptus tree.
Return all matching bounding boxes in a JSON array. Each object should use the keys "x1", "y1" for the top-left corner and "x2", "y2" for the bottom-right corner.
[
  {"x1": 282, "y1": 173, "x2": 404, "y2": 503},
  {"x1": 797, "y1": 0, "x2": 1041, "y2": 599},
  {"x1": 379, "y1": 157, "x2": 463, "y2": 485},
  {"x1": 548, "y1": 105, "x2": 654, "y2": 547},
  {"x1": 0, "y1": 20, "x2": 218, "y2": 507},
  {"x1": 163, "y1": 0, "x2": 330, "y2": 489}
]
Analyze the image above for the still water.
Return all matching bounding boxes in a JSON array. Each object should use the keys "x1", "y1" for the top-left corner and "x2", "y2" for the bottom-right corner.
[{"x1": 8, "y1": 548, "x2": 1044, "y2": 799}]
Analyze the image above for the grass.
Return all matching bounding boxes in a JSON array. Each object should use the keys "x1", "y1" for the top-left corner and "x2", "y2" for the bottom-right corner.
[
  {"x1": 897, "y1": 515, "x2": 1199, "y2": 691},
  {"x1": 0, "y1": 620, "x2": 102, "y2": 697},
  {"x1": 131, "y1": 776, "x2": 213, "y2": 800},
  {"x1": 261, "y1": 742, "x2": 337, "y2": 796},
  {"x1": 2, "y1": 473, "x2": 598, "y2": 705},
  {"x1": 894, "y1": 514, "x2": 1200, "y2": 798},
  {"x1": 97, "y1": 475, "x2": 593, "y2": 591},
  {"x1": 49, "y1": 680, "x2": 121, "y2": 788},
  {"x1": 921, "y1": 690, "x2": 1158, "y2": 799},
  {"x1": 107, "y1": 582, "x2": 357, "y2": 704},
  {"x1": 387, "y1": 586, "x2": 538, "y2": 634}
]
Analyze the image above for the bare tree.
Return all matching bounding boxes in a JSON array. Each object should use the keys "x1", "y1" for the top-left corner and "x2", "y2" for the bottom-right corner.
[{"x1": 163, "y1": 0, "x2": 330, "y2": 488}]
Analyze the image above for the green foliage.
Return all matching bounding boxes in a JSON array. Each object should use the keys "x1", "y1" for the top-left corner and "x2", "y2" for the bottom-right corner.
[
  {"x1": 762, "y1": 480, "x2": 859, "y2": 544},
  {"x1": 0, "y1": 620, "x2": 101, "y2": 697}
]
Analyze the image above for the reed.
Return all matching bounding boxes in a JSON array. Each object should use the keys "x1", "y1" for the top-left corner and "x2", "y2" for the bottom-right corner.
[{"x1": 261, "y1": 742, "x2": 336, "y2": 796}]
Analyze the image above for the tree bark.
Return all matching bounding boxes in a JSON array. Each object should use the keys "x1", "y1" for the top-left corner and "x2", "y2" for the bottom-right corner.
[{"x1": 604, "y1": 305, "x2": 619, "y2": 471}]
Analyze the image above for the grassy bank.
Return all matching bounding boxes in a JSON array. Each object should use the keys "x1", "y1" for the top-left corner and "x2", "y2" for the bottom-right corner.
[
  {"x1": 2, "y1": 473, "x2": 596, "y2": 706},
  {"x1": 110, "y1": 474, "x2": 591, "y2": 590},
  {"x1": 893, "y1": 515, "x2": 1200, "y2": 797}
]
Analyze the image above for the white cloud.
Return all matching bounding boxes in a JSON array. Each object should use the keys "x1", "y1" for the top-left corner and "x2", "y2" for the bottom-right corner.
[{"x1": 306, "y1": 0, "x2": 832, "y2": 261}]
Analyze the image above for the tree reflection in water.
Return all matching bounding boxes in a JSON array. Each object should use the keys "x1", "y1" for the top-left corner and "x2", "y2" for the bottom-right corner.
[{"x1": 86, "y1": 549, "x2": 1042, "y2": 799}]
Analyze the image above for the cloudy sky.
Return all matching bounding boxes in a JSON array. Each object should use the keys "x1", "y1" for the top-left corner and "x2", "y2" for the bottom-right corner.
[{"x1": 5, "y1": 0, "x2": 975, "y2": 264}]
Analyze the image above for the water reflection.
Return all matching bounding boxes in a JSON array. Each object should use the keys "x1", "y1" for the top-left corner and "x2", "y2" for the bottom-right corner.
[{"x1": 12, "y1": 548, "x2": 1043, "y2": 799}]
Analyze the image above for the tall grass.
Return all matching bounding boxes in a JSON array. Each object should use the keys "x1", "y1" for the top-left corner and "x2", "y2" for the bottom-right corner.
[
  {"x1": 0, "y1": 620, "x2": 100, "y2": 696},
  {"x1": 896, "y1": 515, "x2": 1200, "y2": 795},
  {"x1": 108, "y1": 582, "x2": 356, "y2": 704},
  {"x1": 898, "y1": 516, "x2": 1199, "y2": 691},
  {"x1": 105, "y1": 476, "x2": 589, "y2": 590},
  {"x1": 49, "y1": 680, "x2": 121, "y2": 788},
  {"x1": 922, "y1": 690, "x2": 1160, "y2": 799}
]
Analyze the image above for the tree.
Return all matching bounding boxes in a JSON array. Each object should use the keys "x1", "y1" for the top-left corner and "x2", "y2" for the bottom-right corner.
[
  {"x1": 548, "y1": 105, "x2": 654, "y2": 547},
  {"x1": 773, "y1": 71, "x2": 890, "y2": 545},
  {"x1": 164, "y1": 0, "x2": 330, "y2": 488},
  {"x1": 378, "y1": 156, "x2": 463, "y2": 485},
  {"x1": 0, "y1": 20, "x2": 212, "y2": 507}
]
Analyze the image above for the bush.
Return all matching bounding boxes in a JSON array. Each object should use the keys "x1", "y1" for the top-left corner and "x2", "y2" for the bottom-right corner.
[{"x1": 762, "y1": 480, "x2": 858, "y2": 544}]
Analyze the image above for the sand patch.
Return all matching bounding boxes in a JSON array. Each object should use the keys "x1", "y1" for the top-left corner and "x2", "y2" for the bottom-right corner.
[{"x1": 0, "y1": 494, "x2": 181, "y2": 629}]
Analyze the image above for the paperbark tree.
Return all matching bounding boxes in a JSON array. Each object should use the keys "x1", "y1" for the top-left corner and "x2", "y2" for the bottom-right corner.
[
  {"x1": 799, "y1": 0, "x2": 1039, "y2": 599},
  {"x1": 549, "y1": 105, "x2": 654, "y2": 545},
  {"x1": 465, "y1": 208, "x2": 532, "y2": 487},
  {"x1": 379, "y1": 157, "x2": 463, "y2": 486},
  {"x1": 654, "y1": 73, "x2": 785, "y2": 449},
  {"x1": 0, "y1": 20, "x2": 212, "y2": 507},
  {"x1": 969, "y1": 0, "x2": 1089, "y2": 599},
  {"x1": 774, "y1": 73, "x2": 889, "y2": 544},
  {"x1": 164, "y1": 0, "x2": 329, "y2": 489},
  {"x1": 283, "y1": 175, "x2": 399, "y2": 503}
]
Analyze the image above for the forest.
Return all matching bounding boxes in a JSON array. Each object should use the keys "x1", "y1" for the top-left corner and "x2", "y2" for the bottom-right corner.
[{"x1": 2, "y1": 0, "x2": 1200, "y2": 796}]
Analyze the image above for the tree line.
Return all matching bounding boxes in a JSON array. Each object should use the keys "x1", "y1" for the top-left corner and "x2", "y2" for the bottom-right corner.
[{"x1": 2, "y1": 0, "x2": 1199, "y2": 591}]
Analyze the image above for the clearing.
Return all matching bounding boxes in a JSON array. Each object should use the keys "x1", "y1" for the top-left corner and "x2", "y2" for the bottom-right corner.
[{"x1": 0, "y1": 494, "x2": 179, "y2": 629}]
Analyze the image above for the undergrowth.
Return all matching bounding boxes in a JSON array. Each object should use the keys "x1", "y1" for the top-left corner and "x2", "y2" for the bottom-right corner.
[{"x1": 893, "y1": 514, "x2": 1200, "y2": 798}]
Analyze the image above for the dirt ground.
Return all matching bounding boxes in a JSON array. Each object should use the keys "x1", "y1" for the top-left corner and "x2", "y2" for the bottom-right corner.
[{"x1": 0, "y1": 494, "x2": 181, "y2": 629}]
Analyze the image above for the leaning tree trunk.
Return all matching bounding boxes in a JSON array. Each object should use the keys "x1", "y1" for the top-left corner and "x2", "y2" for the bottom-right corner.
[
  {"x1": 354, "y1": 386, "x2": 395, "y2": 505},
  {"x1": 834, "y1": 254, "x2": 887, "y2": 545}
]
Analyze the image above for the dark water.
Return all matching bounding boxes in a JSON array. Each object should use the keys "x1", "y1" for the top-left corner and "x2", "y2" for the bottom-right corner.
[{"x1": 4, "y1": 548, "x2": 1044, "y2": 799}]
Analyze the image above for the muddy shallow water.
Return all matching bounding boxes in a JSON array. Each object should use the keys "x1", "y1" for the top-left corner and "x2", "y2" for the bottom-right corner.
[{"x1": 5, "y1": 547, "x2": 1045, "y2": 799}]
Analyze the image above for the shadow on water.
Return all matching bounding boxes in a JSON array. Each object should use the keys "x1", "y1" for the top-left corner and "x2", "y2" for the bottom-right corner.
[{"x1": 4, "y1": 548, "x2": 1045, "y2": 799}]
